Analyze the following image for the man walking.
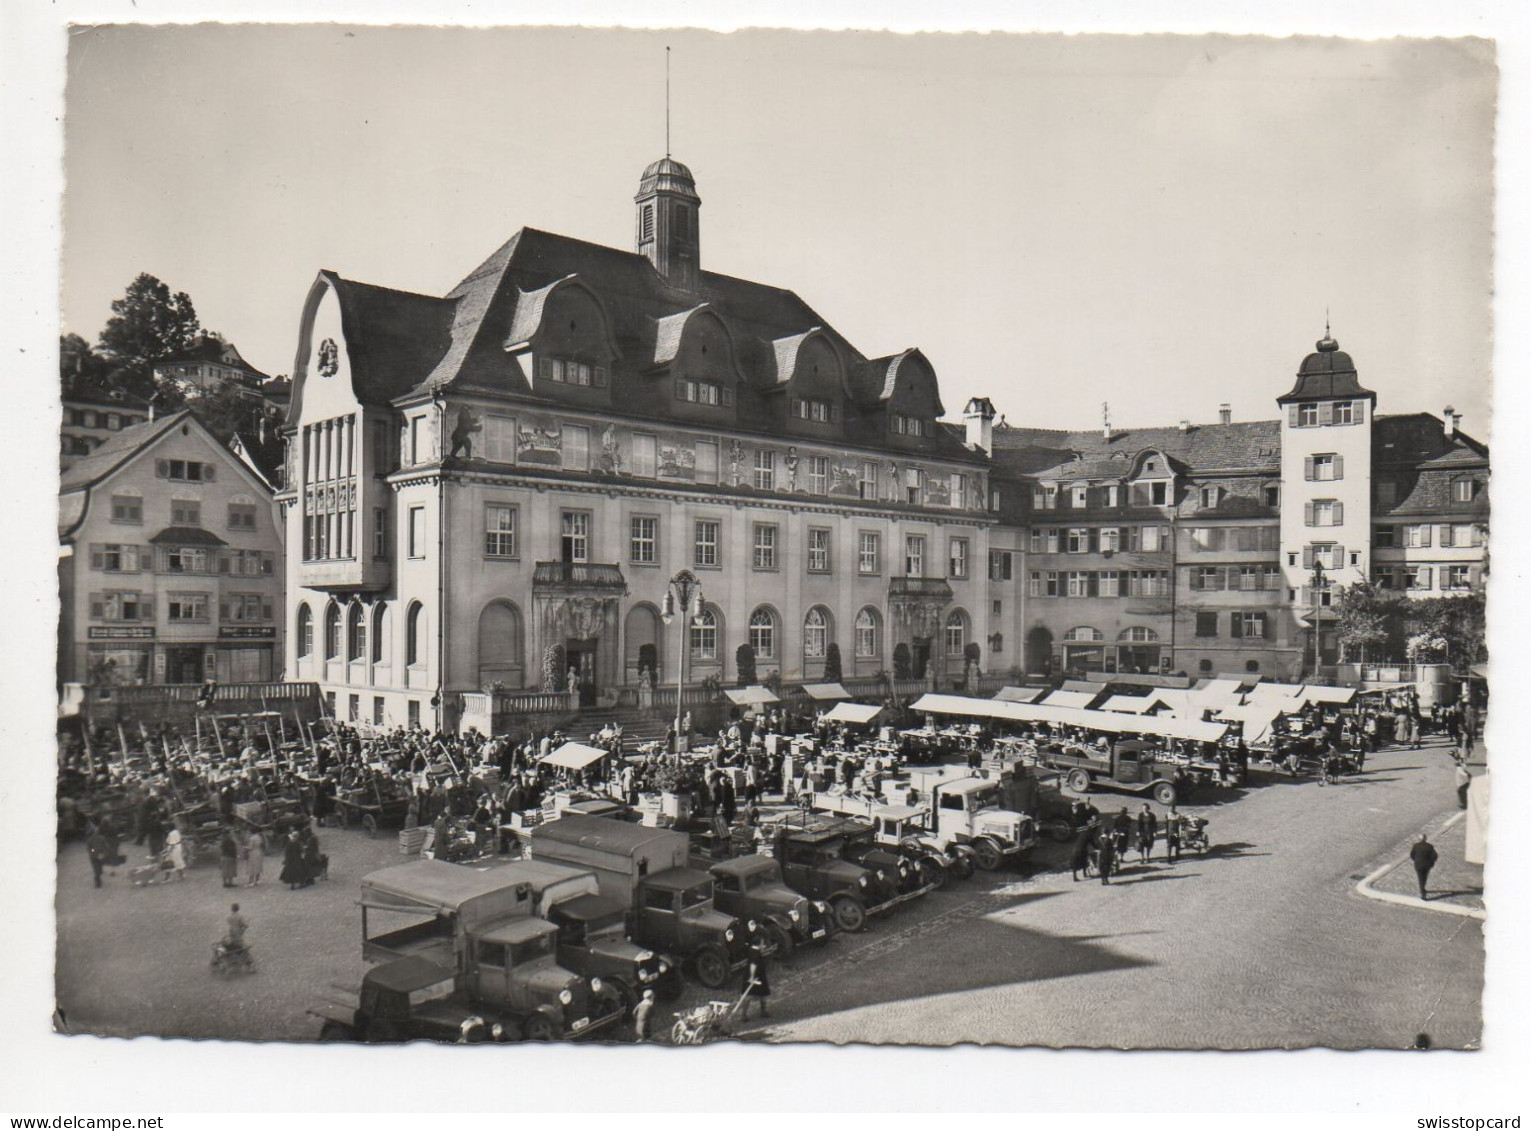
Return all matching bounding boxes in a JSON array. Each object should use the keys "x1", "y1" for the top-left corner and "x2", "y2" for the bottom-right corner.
[
  {"x1": 86, "y1": 823, "x2": 112, "y2": 888},
  {"x1": 1136, "y1": 804, "x2": 1158, "y2": 862},
  {"x1": 1096, "y1": 829, "x2": 1116, "y2": 884},
  {"x1": 1410, "y1": 833, "x2": 1439, "y2": 900},
  {"x1": 633, "y1": 989, "x2": 656, "y2": 1042},
  {"x1": 1164, "y1": 806, "x2": 1183, "y2": 862}
]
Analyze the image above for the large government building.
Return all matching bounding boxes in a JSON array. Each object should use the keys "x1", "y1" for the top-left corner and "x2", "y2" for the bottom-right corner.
[{"x1": 278, "y1": 157, "x2": 1488, "y2": 730}]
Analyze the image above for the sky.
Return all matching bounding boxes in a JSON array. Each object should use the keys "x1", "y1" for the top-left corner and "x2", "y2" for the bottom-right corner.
[{"x1": 61, "y1": 26, "x2": 1496, "y2": 433}]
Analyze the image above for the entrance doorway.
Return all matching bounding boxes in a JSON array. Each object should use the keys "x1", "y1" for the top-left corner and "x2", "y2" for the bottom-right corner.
[
  {"x1": 565, "y1": 637, "x2": 598, "y2": 707},
  {"x1": 911, "y1": 639, "x2": 931, "y2": 680},
  {"x1": 1025, "y1": 626, "x2": 1054, "y2": 676},
  {"x1": 164, "y1": 646, "x2": 203, "y2": 684}
]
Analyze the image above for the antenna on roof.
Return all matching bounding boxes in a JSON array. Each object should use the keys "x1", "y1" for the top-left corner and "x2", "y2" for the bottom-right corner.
[
  {"x1": 1325, "y1": 307, "x2": 1331, "y2": 338},
  {"x1": 665, "y1": 46, "x2": 672, "y2": 158}
]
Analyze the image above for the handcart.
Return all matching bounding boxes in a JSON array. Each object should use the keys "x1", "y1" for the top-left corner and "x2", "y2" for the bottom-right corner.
[{"x1": 669, "y1": 980, "x2": 758, "y2": 1045}]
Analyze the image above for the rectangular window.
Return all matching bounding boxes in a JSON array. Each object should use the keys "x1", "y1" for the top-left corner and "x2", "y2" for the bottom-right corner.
[
  {"x1": 1333, "y1": 401, "x2": 1354, "y2": 425},
  {"x1": 1375, "y1": 525, "x2": 1398, "y2": 549},
  {"x1": 1233, "y1": 612, "x2": 1268, "y2": 639},
  {"x1": 1311, "y1": 500, "x2": 1337, "y2": 527},
  {"x1": 1297, "y1": 403, "x2": 1319, "y2": 427},
  {"x1": 792, "y1": 397, "x2": 831, "y2": 422},
  {"x1": 694, "y1": 520, "x2": 720, "y2": 568},
  {"x1": 1043, "y1": 570, "x2": 1061, "y2": 597},
  {"x1": 560, "y1": 511, "x2": 590, "y2": 563},
  {"x1": 807, "y1": 455, "x2": 828, "y2": 495},
  {"x1": 906, "y1": 466, "x2": 924, "y2": 505},
  {"x1": 1445, "y1": 565, "x2": 1472, "y2": 590},
  {"x1": 630, "y1": 516, "x2": 658, "y2": 564},
  {"x1": 165, "y1": 546, "x2": 210, "y2": 574},
  {"x1": 1374, "y1": 566, "x2": 1396, "y2": 590},
  {"x1": 1066, "y1": 570, "x2": 1091, "y2": 598},
  {"x1": 1139, "y1": 525, "x2": 1169, "y2": 553},
  {"x1": 1404, "y1": 524, "x2": 1433, "y2": 549},
  {"x1": 1103, "y1": 485, "x2": 1119, "y2": 508},
  {"x1": 92, "y1": 544, "x2": 141, "y2": 573},
  {"x1": 171, "y1": 500, "x2": 201, "y2": 527},
  {"x1": 1099, "y1": 527, "x2": 1120, "y2": 553},
  {"x1": 679, "y1": 379, "x2": 723, "y2": 406},
  {"x1": 1453, "y1": 479, "x2": 1478, "y2": 503},
  {"x1": 858, "y1": 461, "x2": 878, "y2": 501},
  {"x1": 1070, "y1": 485, "x2": 1088, "y2": 508},
  {"x1": 562, "y1": 425, "x2": 590, "y2": 471},
  {"x1": 409, "y1": 416, "x2": 427, "y2": 465},
  {"x1": 988, "y1": 549, "x2": 1013, "y2": 581},
  {"x1": 858, "y1": 531, "x2": 880, "y2": 575},
  {"x1": 695, "y1": 441, "x2": 718, "y2": 485},
  {"x1": 407, "y1": 701, "x2": 421, "y2": 728},
  {"x1": 1129, "y1": 570, "x2": 1171, "y2": 598},
  {"x1": 904, "y1": 535, "x2": 925, "y2": 577},
  {"x1": 227, "y1": 503, "x2": 257, "y2": 530},
  {"x1": 167, "y1": 592, "x2": 209, "y2": 621},
  {"x1": 373, "y1": 508, "x2": 387, "y2": 560},
  {"x1": 948, "y1": 538, "x2": 969, "y2": 578},
  {"x1": 485, "y1": 505, "x2": 517, "y2": 558},
  {"x1": 1190, "y1": 527, "x2": 1223, "y2": 551},
  {"x1": 408, "y1": 506, "x2": 426, "y2": 558},
  {"x1": 1199, "y1": 486, "x2": 1220, "y2": 509},
  {"x1": 631, "y1": 432, "x2": 657, "y2": 478},
  {"x1": 110, "y1": 494, "x2": 143, "y2": 524},
  {"x1": 223, "y1": 593, "x2": 271, "y2": 623},
  {"x1": 754, "y1": 449, "x2": 776, "y2": 491},
  {"x1": 752, "y1": 524, "x2": 778, "y2": 570},
  {"x1": 952, "y1": 473, "x2": 969, "y2": 509},
  {"x1": 808, "y1": 527, "x2": 832, "y2": 573},
  {"x1": 1309, "y1": 453, "x2": 1340, "y2": 481},
  {"x1": 89, "y1": 590, "x2": 148, "y2": 622},
  {"x1": 1150, "y1": 481, "x2": 1169, "y2": 506},
  {"x1": 1192, "y1": 566, "x2": 1223, "y2": 591},
  {"x1": 1098, "y1": 570, "x2": 1121, "y2": 598},
  {"x1": 373, "y1": 697, "x2": 385, "y2": 726},
  {"x1": 1195, "y1": 612, "x2": 1219, "y2": 638},
  {"x1": 484, "y1": 415, "x2": 517, "y2": 463},
  {"x1": 1066, "y1": 528, "x2": 1090, "y2": 554},
  {"x1": 156, "y1": 459, "x2": 210, "y2": 482}
]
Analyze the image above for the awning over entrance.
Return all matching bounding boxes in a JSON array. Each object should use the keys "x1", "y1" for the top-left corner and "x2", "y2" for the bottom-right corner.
[
  {"x1": 823, "y1": 702, "x2": 884, "y2": 725},
  {"x1": 801, "y1": 682, "x2": 850, "y2": 701},
  {"x1": 540, "y1": 742, "x2": 610, "y2": 771},
  {"x1": 725, "y1": 685, "x2": 780, "y2": 706}
]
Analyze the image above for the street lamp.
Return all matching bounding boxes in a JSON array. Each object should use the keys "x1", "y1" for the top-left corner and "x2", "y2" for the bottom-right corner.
[
  {"x1": 1308, "y1": 560, "x2": 1328, "y2": 679},
  {"x1": 660, "y1": 569, "x2": 704, "y2": 755}
]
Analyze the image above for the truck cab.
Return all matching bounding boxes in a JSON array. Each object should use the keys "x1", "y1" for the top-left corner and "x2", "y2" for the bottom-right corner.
[
  {"x1": 708, "y1": 854, "x2": 835, "y2": 958},
  {"x1": 464, "y1": 916, "x2": 622, "y2": 1040},
  {"x1": 930, "y1": 778, "x2": 1039, "y2": 871},
  {"x1": 544, "y1": 893, "x2": 676, "y2": 1008},
  {"x1": 312, "y1": 955, "x2": 492, "y2": 1044},
  {"x1": 769, "y1": 820, "x2": 899, "y2": 934},
  {"x1": 631, "y1": 867, "x2": 750, "y2": 988}
]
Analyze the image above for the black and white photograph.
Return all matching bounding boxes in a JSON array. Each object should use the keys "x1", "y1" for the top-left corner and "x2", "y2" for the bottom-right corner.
[{"x1": 5, "y1": 2, "x2": 1530, "y2": 1119}]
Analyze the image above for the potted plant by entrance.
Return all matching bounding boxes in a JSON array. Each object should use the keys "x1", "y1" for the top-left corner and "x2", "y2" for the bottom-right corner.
[{"x1": 649, "y1": 759, "x2": 704, "y2": 829}]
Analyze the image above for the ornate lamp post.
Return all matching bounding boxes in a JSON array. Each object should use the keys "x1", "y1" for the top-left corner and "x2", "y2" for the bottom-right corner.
[
  {"x1": 660, "y1": 569, "x2": 704, "y2": 754},
  {"x1": 1307, "y1": 560, "x2": 1328, "y2": 679}
]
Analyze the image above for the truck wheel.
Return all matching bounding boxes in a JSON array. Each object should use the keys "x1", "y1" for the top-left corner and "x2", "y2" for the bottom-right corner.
[
  {"x1": 608, "y1": 979, "x2": 639, "y2": 1018},
  {"x1": 763, "y1": 920, "x2": 795, "y2": 961},
  {"x1": 948, "y1": 853, "x2": 975, "y2": 881},
  {"x1": 1043, "y1": 819, "x2": 1074, "y2": 844},
  {"x1": 523, "y1": 1014, "x2": 557, "y2": 1041},
  {"x1": 830, "y1": 896, "x2": 867, "y2": 933},
  {"x1": 970, "y1": 838, "x2": 1002, "y2": 872},
  {"x1": 692, "y1": 945, "x2": 731, "y2": 989},
  {"x1": 1067, "y1": 769, "x2": 1091, "y2": 794},
  {"x1": 917, "y1": 856, "x2": 945, "y2": 888},
  {"x1": 318, "y1": 1021, "x2": 353, "y2": 1042},
  {"x1": 1152, "y1": 781, "x2": 1177, "y2": 806}
]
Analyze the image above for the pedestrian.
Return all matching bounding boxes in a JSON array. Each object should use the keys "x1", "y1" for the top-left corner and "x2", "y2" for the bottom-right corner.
[
  {"x1": 280, "y1": 831, "x2": 306, "y2": 889},
  {"x1": 633, "y1": 988, "x2": 656, "y2": 1042},
  {"x1": 1455, "y1": 762, "x2": 1472, "y2": 810},
  {"x1": 1096, "y1": 831, "x2": 1116, "y2": 884},
  {"x1": 164, "y1": 826, "x2": 187, "y2": 882},
  {"x1": 1164, "y1": 806, "x2": 1183, "y2": 862},
  {"x1": 225, "y1": 902, "x2": 250, "y2": 948},
  {"x1": 1112, "y1": 807, "x2": 1131, "y2": 858},
  {"x1": 740, "y1": 943, "x2": 772, "y2": 1021},
  {"x1": 1410, "y1": 833, "x2": 1439, "y2": 900},
  {"x1": 1069, "y1": 823, "x2": 1095, "y2": 882},
  {"x1": 245, "y1": 827, "x2": 265, "y2": 886},
  {"x1": 85, "y1": 823, "x2": 111, "y2": 889},
  {"x1": 1136, "y1": 804, "x2": 1158, "y2": 862},
  {"x1": 219, "y1": 827, "x2": 240, "y2": 888}
]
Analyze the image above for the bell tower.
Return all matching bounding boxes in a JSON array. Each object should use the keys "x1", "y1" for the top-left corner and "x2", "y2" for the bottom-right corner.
[{"x1": 635, "y1": 157, "x2": 701, "y2": 291}]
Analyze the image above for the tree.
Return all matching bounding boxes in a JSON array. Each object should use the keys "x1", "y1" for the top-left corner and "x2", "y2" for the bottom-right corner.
[
  {"x1": 892, "y1": 642, "x2": 912, "y2": 681},
  {"x1": 1405, "y1": 594, "x2": 1486, "y2": 670},
  {"x1": 59, "y1": 332, "x2": 112, "y2": 390},
  {"x1": 735, "y1": 643, "x2": 757, "y2": 685},
  {"x1": 185, "y1": 384, "x2": 263, "y2": 445},
  {"x1": 1334, "y1": 582, "x2": 1395, "y2": 664},
  {"x1": 540, "y1": 644, "x2": 566, "y2": 693},
  {"x1": 97, "y1": 273, "x2": 201, "y2": 399},
  {"x1": 823, "y1": 642, "x2": 843, "y2": 683}
]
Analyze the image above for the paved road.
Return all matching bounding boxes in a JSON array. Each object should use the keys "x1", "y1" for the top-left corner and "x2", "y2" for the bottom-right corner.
[
  {"x1": 750, "y1": 738, "x2": 1483, "y2": 1049},
  {"x1": 54, "y1": 737, "x2": 1482, "y2": 1048}
]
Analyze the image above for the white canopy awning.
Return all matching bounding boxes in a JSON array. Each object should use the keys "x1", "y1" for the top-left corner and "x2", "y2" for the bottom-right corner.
[
  {"x1": 909, "y1": 693, "x2": 1228, "y2": 743},
  {"x1": 1214, "y1": 703, "x2": 1285, "y2": 743},
  {"x1": 994, "y1": 686, "x2": 1044, "y2": 703},
  {"x1": 1061, "y1": 679, "x2": 1100, "y2": 693},
  {"x1": 823, "y1": 702, "x2": 884, "y2": 725},
  {"x1": 540, "y1": 742, "x2": 610, "y2": 771},
  {"x1": 1300, "y1": 685, "x2": 1357, "y2": 705},
  {"x1": 802, "y1": 682, "x2": 851, "y2": 701},
  {"x1": 1101, "y1": 695, "x2": 1157, "y2": 714},
  {"x1": 725, "y1": 685, "x2": 781, "y2": 706},
  {"x1": 1042, "y1": 689, "x2": 1099, "y2": 709}
]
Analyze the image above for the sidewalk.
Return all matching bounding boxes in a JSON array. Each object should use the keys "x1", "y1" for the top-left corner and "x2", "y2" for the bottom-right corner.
[{"x1": 1357, "y1": 810, "x2": 1485, "y2": 920}]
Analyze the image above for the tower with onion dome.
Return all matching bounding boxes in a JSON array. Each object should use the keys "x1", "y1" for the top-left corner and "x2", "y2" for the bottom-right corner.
[{"x1": 635, "y1": 156, "x2": 701, "y2": 291}]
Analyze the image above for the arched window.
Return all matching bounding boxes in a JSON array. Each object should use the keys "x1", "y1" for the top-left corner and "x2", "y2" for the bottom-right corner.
[
  {"x1": 690, "y1": 607, "x2": 718, "y2": 661},
  {"x1": 296, "y1": 603, "x2": 313, "y2": 658},
  {"x1": 803, "y1": 607, "x2": 830, "y2": 660},
  {"x1": 478, "y1": 601, "x2": 524, "y2": 688},
  {"x1": 1063, "y1": 626, "x2": 1104, "y2": 642},
  {"x1": 406, "y1": 602, "x2": 425, "y2": 667},
  {"x1": 372, "y1": 603, "x2": 390, "y2": 665},
  {"x1": 854, "y1": 607, "x2": 881, "y2": 659},
  {"x1": 323, "y1": 602, "x2": 341, "y2": 660},
  {"x1": 1119, "y1": 626, "x2": 1159, "y2": 643},
  {"x1": 347, "y1": 602, "x2": 367, "y2": 662},
  {"x1": 748, "y1": 607, "x2": 778, "y2": 660},
  {"x1": 944, "y1": 609, "x2": 969, "y2": 656}
]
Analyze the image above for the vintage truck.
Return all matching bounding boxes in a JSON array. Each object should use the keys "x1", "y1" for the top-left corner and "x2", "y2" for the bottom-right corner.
[
  {"x1": 311, "y1": 955, "x2": 495, "y2": 1044},
  {"x1": 333, "y1": 859, "x2": 625, "y2": 1041},
  {"x1": 528, "y1": 816, "x2": 752, "y2": 989},
  {"x1": 764, "y1": 815, "x2": 908, "y2": 933},
  {"x1": 1035, "y1": 739, "x2": 1188, "y2": 806},
  {"x1": 704, "y1": 854, "x2": 836, "y2": 959}
]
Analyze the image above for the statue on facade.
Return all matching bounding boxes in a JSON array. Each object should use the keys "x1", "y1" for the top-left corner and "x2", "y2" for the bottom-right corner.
[
  {"x1": 888, "y1": 461, "x2": 902, "y2": 498},
  {"x1": 566, "y1": 665, "x2": 580, "y2": 694},
  {"x1": 449, "y1": 407, "x2": 481, "y2": 460},
  {"x1": 599, "y1": 423, "x2": 623, "y2": 474},
  {"x1": 785, "y1": 446, "x2": 800, "y2": 492},
  {"x1": 729, "y1": 438, "x2": 745, "y2": 486}
]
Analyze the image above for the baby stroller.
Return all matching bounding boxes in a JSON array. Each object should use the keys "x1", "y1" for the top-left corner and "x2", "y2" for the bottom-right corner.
[
  {"x1": 129, "y1": 850, "x2": 178, "y2": 886},
  {"x1": 1181, "y1": 816, "x2": 1210, "y2": 855},
  {"x1": 670, "y1": 981, "x2": 756, "y2": 1045},
  {"x1": 211, "y1": 939, "x2": 256, "y2": 977}
]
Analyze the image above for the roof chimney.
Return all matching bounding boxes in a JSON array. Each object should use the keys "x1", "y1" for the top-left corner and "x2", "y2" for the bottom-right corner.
[
  {"x1": 1102, "y1": 402, "x2": 1113, "y2": 442},
  {"x1": 963, "y1": 396, "x2": 996, "y2": 456},
  {"x1": 1219, "y1": 403, "x2": 1232, "y2": 425},
  {"x1": 1178, "y1": 419, "x2": 1191, "y2": 433},
  {"x1": 1443, "y1": 406, "x2": 1456, "y2": 439}
]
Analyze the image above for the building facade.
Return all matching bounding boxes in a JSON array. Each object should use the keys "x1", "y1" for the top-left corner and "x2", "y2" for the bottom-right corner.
[
  {"x1": 60, "y1": 383, "x2": 151, "y2": 469},
  {"x1": 279, "y1": 158, "x2": 993, "y2": 730},
  {"x1": 58, "y1": 411, "x2": 285, "y2": 687}
]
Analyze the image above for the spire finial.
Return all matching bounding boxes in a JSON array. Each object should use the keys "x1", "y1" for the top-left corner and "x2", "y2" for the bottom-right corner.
[
  {"x1": 1325, "y1": 307, "x2": 1330, "y2": 338},
  {"x1": 665, "y1": 46, "x2": 671, "y2": 158}
]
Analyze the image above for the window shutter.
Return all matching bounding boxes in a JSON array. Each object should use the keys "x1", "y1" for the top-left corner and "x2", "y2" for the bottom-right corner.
[
  {"x1": 1255, "y1": 613, "x2": 1268, "y2": 637},
  {"x1": 1189, "y1": 570, "x2": 1202, "y2": 592},
  {"x1": 89, "y1": 595, "x2": 103, "y2": 619},
  {"x1": 1439, "y1": 525, "x2": 1452, "y2": 548},
  {"x1": 1469, "y1": 566, "x2": 1482, "y2": 588},
  {"x1": 219, "y1": 600, "x2": 229, "y2": 621},
  {"x1": 1216, "y1": 567, "x2": 1228, "y2": 590},
  {"x1": 140, "y1": 598, "x2": 154, "y2": 619},
  {"x1": 1302, "y1": 546, "x2": 1315, "y2": 570},
  {"x1": 156, "y1": 459, "x2": 169, "y2": 478},
  {"x1": 1087, "y1": 573, "x2": 1099, "y2": 597},
  {"x1": 1332, "y1": 455, "x2": 1344, "y2": 480},
  {"x1": 1304, "y1": 501, "x2": 1315, "y2": 527},
  {"x1": 89, "y1": 545, "x2": 104, "y2": 569},
  {"x1": 1332, "y1": 544, "x2": 1345, "y2": 567},
  {"x1": 262, "y1": 553, "x2": 274, "y2": 575},
  {"x1": 593, "y1": 366, "x2": 607, "y2": 388},
  {"x1": 1304, "y1": 456, "x2": 1315, "y2": 481},
  {"x1": 1231, "y1": 614, "x2": 1243, "y2": 639},
  {"x1": 1332, "y1": 501, "x2": 1344, "y2": 526},
  {"x1": 1353, "y1": 401, "x2": 1366, "y2": 424},
  {"x1": 218, "y1": 554, "x2": 230, "y2": 574},
  {"x1": 1318, "y1": 402, "x2": 1334, "y2": 426},
  {"x1": 538, "y1": 358, "x2": 553, "y2": 380},
  {"x1": 1088, "y1": 529, "x2": 1099, "y2": 553},
  {"x1": 1421, "y1": 525, "x2": 1433, "y2": 548},
  {"x1": 263, "y1": 601, "x2": 274, "y2": 621},
  {"x1": 1210, "y1": 528, "x2": 1224, "y2": 551},
  {"x1": 722, "y1": 387, "x2": 735, "y2": 407},
  {"x1": 1288, "y1": 404, "x2": 1300, "y2": 427},
  {"x1": 1419, "y1": 566, "x2": 1433, "y2": 589}
]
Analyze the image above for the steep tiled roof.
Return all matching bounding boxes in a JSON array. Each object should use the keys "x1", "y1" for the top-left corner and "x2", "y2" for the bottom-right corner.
[
  {"x1": 1277, "y1": 335, "x2": 1376, "y2": 403},
  {"x1": 58, "y1": 411, "x2": 190, "y2": 492},
  {"x1": 326, "y1": 274, "x2": 456, "y2": 407},
  {"x1": 1382, "y1": 468, "x2": 1490, "y2": 518},
  {"x1": 992, "y1": 419, "x2": 1281, "y2": 478}
]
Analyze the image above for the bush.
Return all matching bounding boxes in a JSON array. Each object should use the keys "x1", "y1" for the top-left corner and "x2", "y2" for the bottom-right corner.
[
  {"x1": 824, "y1": 642, "x2": 843, "y2": 683},
  {"x1": 736, "y1": 643, "x2": 757, "y2": 685},
  {"x1": 892, "y1": 642, "x2": 912, "y2": 681},
  {"x1": 540, "y1": 644, "x2": 565, "y2": 693},
  {"x1": 963, "y1": 642, "x2": 981, "y2": 666}
]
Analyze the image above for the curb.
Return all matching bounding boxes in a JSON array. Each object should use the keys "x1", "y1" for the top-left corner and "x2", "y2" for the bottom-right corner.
[{"x1": 1354, "y1": 811, "x2": 1485, "y2": 921}]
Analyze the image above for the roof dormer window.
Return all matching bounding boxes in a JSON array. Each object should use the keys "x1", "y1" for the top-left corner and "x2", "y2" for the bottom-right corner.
[
  {"x1": 793, "y1": 397, "x2": 832, "y2": 423},
  {"x1": 1297, "y1": 403, "x2": 1320, "y2": 427}
]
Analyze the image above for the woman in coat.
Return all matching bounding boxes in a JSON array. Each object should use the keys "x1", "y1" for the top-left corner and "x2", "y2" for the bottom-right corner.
[
  {"x1": 1070, "y1": 824, "x2": 1095, "y2": 882},
  {"x1": 740, "y1": 944, "x2": 772, "y2": 1021},
  {"x1": 219, "y1": 828, "x2": 240, "y2": 888},
  {"x1": 280, "y1": 830, "x2": 307, "y2": 889},
  {"x1": 164, "y1": 827, "x2": 187, "y2": 882}
]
